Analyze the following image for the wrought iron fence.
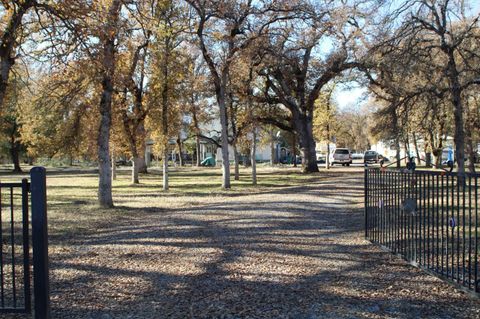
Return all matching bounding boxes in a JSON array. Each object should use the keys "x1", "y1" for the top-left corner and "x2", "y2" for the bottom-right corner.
[
  {"x1": 365, "y1": 167, "x2": 479, "y2": 294},
  {"x1": 0, "y1": 167, "x2": 50, "y2": 318}
]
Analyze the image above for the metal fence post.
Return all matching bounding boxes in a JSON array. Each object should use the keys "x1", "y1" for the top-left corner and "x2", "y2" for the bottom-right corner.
[
  {"x1": 365, "y1": 168, "x2": 368, "y2": 239},
  {"x1": 30, "y1": 167, "x2": 50, "y2": 319}
]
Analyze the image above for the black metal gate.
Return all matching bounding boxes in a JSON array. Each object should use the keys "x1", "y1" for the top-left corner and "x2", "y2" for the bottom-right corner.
[
  {"x1": 365, "y1": 167, "x2": 479, "y2": 294},
  {"x1": 0, "y1": 167, "x2": 50, "y2": 318}
]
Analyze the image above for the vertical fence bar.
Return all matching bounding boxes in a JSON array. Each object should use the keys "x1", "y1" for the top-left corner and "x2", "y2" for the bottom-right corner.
[
  {"x1": 452, "y1": 175, "x2": 455, "y2": 280},
  {"x1": 0, "y1": 183, "x2": 3, "y2": 308},
  {"x1": 365, "y1": 168, "x2": 368, "y2": 239},
  {"x1": 436, "y1": 174, "x2": 440, "y2": 272},
  {"x1": 418, "y1": 173, "x2": 422, "y2": 265},
  {"x1": 446, "y1": 174, "x2": 450, "y2": 278},
  {"x1": 384, "y1": 170, "x2": 388, "y2": 247},
  {"x1": 475, "y1": 176, "x2": 478, "y2": 293},
  {"x1": 10, "y1": 187, "x2": 16, "y2": 308},
  {"x1": 390, "y1": 171, "x2": 394, "y2": 251},
  {"x1": 468, "y1": 176, "x2": 472, "y2": 290},
  {"x1": 396, "y1": 171, "x2": 399, "y2": 252},
  {"x1": 379, "y1": 169, "x2": 382, "y2": 244},
  {"x1": 434, "y1": 175, "x2": 440, "y2": 272},
  {"x1": 402, "y1": 171, "x2": 406, "y2": 257},
  {"x1": 427, "y1": 175, "x2": 432, "y2": 269},
  {"x1": 462, "y1": 177, "x2": 467, "y2": 287},
  {"x1": 407, "y1": 173, "x2": 412, "y2": 261},
  {"x1": 422, "y1": 173, "x2": 426, "y2": 266},
  {"x1": 414, "y1": 172, "x2": 418, "y2": 263},
  {"x1": 21, "y1": 179, "x2": 31, "y2": 312},
  {"x1": 457, "y1": 177, "x2": 461, "y2": 283},
  {"x1": 441, "y1": 173, "x2": 445, "y2": 276},
  {"x1": 376, "y1": 169, "x2": 380, "y2": 244},
  {"x1": 30, "y1": 167, "x2": 50, "y2": 319}
]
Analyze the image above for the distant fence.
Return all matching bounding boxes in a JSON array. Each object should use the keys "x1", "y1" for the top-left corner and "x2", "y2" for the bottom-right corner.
[
  {"x1": 0, "y1": 167, "x2": 50, "y2": 318},
  {"x1": 365, "y1": 167, "x2": 479, "y2": 294}
]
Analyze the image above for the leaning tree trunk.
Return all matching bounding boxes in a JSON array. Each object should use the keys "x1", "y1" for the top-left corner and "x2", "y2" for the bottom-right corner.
[
  {"x1": 233, "y1": 143, "x2": 240, "y2": 181},
  {"x1": 251, "y1": 128, "x2": 257, "y2": 185}
]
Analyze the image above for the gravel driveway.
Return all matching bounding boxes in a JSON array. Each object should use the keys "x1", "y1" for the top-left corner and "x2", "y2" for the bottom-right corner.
[{"x1": 8, "y1": 168, "x2": 479, "y2": 318}]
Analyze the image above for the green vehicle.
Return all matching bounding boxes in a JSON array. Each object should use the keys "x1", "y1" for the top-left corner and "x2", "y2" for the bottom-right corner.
[{"x1": 200, "y1": 157, "x2": 215, "y2": 166}]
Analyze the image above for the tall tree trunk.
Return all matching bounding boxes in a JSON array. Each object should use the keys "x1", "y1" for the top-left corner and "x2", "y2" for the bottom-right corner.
[
  {"x1": 447, "y1": 52, "x2": 466, "y2": 177},
  {"x1": 137, "y1": 133, "x2": 147, "y2": 173},
  {"x1": 292, "y1": 133, "x2": 297, "y2": 168},
  {"x1": 131, "y1": 154, "x2": 140, "y2": 184},
  {"x1": 326, "y1": 141, "x2": 331, "y2": 169},
  {"x1": 424, "y1": 135, "x2": 432, "y2": 168},
  {"x1": 8, "y1": 122, "x2": 21, "y2": 173},
  {"x1": 294, "y1": 115, "x2": 318, "y2": 173},
  {"x1": 10, "y1": 143, "x2": 21, "y2": 173},
  {"x1": 161, "y1": 37, "x2": 170, "y2": 191},
  {"x1": 98, "y1": 91, "x2": 114, "y2": 208},
  {"x1": 251, "y1": 128, "x2": 257, "y2": 185},
  {"x1": 98, "y1": 0, "x2": 121, "y2": 208},
  {"x1": 325, "y1": 120, "x2": 331, "y2": 169},
  {"x1": 395, "y1": 135, "x2": 401, "y2": 168},
  {"x1": 196, "y1": 135, "x2": 201, "y2": 166},
  {"x1": 430, "y1": 131, "x2": 444, "y2": 167},
  {"x1": 123, "y1": 123, "x2": 141, "y2": 184},
  {"x1": 163, "y1": 147, "x2": 169, "y2": 191},
  {"x1": 233, "y1": 143, "x2": 240, "y2": 180},
  {"x1": 111, "y1": 151, "x2": 116, "y2": 181},
  {"x1": 218, "y1": 89, "x2": 231, "y2": 188},
  {"x1": 177, "y1": 136, "x2": 184, "y2": 167},
  {"x1": 392, "y1": 112, "x2": 401, "y2": 168}
]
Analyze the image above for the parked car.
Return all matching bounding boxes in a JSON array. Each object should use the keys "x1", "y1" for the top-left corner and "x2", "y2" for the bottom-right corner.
[
  {"x1": 330, "y1": 148, "x2": 352, "y2": 166},
  {"x1": 352, "y1": 153, "x2": 364, "y2": 160},
  {"x1": 316, "y1": 153, "x2": 326, "y2": 164},
  {"x1": 364, "y1": 150, "x2": 380, "y2": 163}
]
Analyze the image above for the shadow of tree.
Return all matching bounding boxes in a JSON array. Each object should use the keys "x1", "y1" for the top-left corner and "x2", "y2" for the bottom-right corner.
[{"x1": 40, "y1": 170, "x2": 479, "y2": 319}]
